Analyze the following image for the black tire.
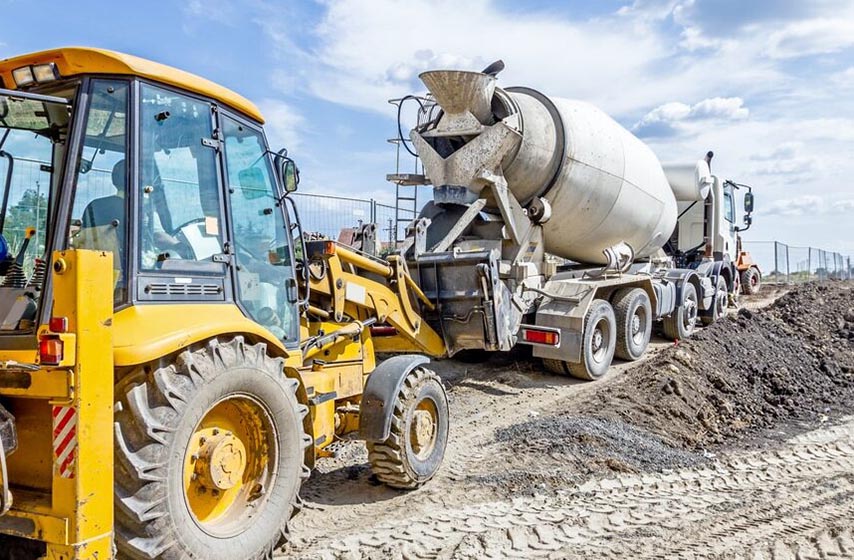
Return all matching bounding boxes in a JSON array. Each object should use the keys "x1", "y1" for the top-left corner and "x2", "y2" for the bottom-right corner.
[
  {"x1": 568, "y1": 299, "x2": 616, "y2": 380},
  {"x1": 114, "y1": 337, "x2": 310, "y2": 560},
  {"x1": 702, "y1": 275, "x2": 729, "y2": 325},
  {"x1": 741, "y1": 267, "x2": 761, "y2": 295},
  {"x1": 662, "y1": 282, "x2": 699, "y2": 340},
  {"x1": 367, "y1": 367, "x2": 448, "y2": 489},
  {"x1": 613, "y1": 288, "x2": 652, "y2": 361}
]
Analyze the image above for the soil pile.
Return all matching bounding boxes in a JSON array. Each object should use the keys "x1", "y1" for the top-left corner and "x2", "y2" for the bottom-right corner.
[{"x1": 580, "y1": 282, "x2": 854, "y2": 448}]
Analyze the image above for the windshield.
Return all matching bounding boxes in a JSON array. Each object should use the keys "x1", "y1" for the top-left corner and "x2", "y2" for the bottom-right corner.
[{"x1": 0, "y1": 88, "x2": 71, "y2": 331}]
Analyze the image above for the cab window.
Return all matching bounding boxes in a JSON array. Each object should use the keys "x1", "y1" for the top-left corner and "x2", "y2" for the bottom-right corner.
[
  {"x1": 138, "y1": 84, "x2": 224, "y2": 273},
  {"x1": 723, "y1": 189, "x2": 735, "y2": 223},
  {"x1": 67, "y1": 79, "x2": 129, "y2": 303},
  {"x1": 222, "y1": 116, "x2": 297, "y2": 343}
]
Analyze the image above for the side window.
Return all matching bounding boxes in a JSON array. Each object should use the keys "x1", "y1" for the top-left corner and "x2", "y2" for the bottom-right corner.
[
  {"x1": 723, "y1": 190, "x2": 735, "y2": 223},
  {"x1": 222, "y1": 116, "x2": 298, "y2": 343},
  {"x1": 68, "y1": 80, "x2": 129, "y2": 304},
  {"x1": 138, "y1": 84, "x2": 224, "y2": 272}
]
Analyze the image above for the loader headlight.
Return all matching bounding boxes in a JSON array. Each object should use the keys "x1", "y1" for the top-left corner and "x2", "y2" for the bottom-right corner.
[
  {"x1": 32, "y1": 63, "x2": 60, "y2": 84},
  {"x1": 12, "y1": 63, "x2": 60, "y2": 88},
  {"x1": 11, "y1": 66, "x2": 35, "y2": 87}
]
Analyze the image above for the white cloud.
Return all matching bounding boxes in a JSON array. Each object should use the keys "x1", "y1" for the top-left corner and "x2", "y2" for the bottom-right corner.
[
  {"x1": 749, "y1": 142, "x2": 817, "y2": 178},
  {"x1": 831, "y1": 67, "x2": 854, "y2": 88},
  {"x1": 765, "y1": 196, "x2": 854, "y2": 217},
  {"x1": 633, "y1": 97, "x2": 748, "y2": 136},
  {"x1": 766, "y1": 18, "x2": 854, "y2": 59},
  {"x1": 256, "y1": 99, "x2": 303, "y2": 151}
]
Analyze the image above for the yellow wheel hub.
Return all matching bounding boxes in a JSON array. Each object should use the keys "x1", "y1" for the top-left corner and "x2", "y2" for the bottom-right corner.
[
  {"x1": 410, "y1": 401, "x2": 438, "y2": 459},
  {"x1": 194, "y1": 430, "x2": 247, "y2": 490},
  {"x1": 183, "y1": 395, "x2": 277, "y2": 537}
]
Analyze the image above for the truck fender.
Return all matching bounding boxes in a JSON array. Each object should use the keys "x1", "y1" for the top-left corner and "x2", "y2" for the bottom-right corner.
[
  {"x1": 359, "y1": 354, "x2": 430, "y2": 442},
  {"x1": 663, "y1": 269, "x2": 705, "y2": 312}
]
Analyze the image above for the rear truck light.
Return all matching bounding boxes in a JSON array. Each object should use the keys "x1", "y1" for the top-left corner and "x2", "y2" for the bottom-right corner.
[
  {"x1": 520, "y1": 326, "x2": 560, "y2": 347},
  {"x1": 39, "y1": 335, "x2": 64, "y2": 366},
  {"x1": 322, "y1": 240, "x2": 336, "y2": 256},
  {"x1": 49, "y1": 316, "x2": 68, "y2": 333}
]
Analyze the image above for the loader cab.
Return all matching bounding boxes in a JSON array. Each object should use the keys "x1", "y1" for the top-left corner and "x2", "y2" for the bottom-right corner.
[{"x1": 0, "y1": 50, "x2": 301, "y2": 346}]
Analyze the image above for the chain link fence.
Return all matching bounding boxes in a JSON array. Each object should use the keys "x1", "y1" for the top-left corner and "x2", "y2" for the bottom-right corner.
[
  {"x1": 291, "y1": 192, "x2": 415, "y2": 246},
  {"x1": 742, "y1": 241, "x2": 852, "y2": 284}
]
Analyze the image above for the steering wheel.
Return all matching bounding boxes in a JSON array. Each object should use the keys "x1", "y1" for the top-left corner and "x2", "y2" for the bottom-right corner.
[{"x1": 167, "y1": 217, "x2": 207, "y2": 237}]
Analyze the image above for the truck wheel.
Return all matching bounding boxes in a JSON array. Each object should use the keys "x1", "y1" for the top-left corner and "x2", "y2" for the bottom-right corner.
[
  {"x1": 741, "y1": 267, "x2": 761, "y2": 295},
  {"x1": 114, "y1": 338, "x2": 310, "y2": 560},
  {"x1": 702, "y1": 276, "x2": 729, "y2": 325},
  {"x1": 367, "y1": 367, "x2": 448, "y2": 490},
  {"x1": 613, "y1": 288, "x2": 652, "y2": 361},
  {"x1": 662, "y1": 282, "x2": 698, "y2": 340}
]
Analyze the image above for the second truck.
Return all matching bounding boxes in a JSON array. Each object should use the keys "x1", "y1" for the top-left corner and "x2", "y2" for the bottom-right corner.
[{"x1": 389, "y1": 63, "x2": 757, "y2": 379}]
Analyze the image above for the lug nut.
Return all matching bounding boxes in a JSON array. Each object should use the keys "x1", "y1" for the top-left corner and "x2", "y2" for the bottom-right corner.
[
  {"x1": 199, "y1": 436, "x2": 206, "y2": 445},
  {"x1": 213, "y1": 428, "x2": 220, "y2": 436}
]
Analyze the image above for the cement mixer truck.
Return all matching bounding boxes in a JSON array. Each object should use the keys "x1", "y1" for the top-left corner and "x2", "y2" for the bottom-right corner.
[{"x1": 386, "y1": 63, "x2": 755, "y2": 379}]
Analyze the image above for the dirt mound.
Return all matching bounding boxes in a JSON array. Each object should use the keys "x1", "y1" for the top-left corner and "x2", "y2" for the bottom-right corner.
[
  {"x1": 494, "y1": 416, "x2": 705, "y2": 473},
  {"x1": 497, "y1": 284, "x2": 854, "y2": 460},
  {"x1": 575, "y1": 282, "x2": 854, "y2": 449}
]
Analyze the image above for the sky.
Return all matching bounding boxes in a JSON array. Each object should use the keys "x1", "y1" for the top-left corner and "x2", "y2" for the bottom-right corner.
[{"x1": 1, "y1": 0, "x2": 853, "y2": 259}]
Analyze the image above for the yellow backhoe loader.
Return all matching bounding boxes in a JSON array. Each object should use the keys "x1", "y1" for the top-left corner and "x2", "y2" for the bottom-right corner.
[{"x1": 0, "y1": 48, "x2": 448, "y2": 559}]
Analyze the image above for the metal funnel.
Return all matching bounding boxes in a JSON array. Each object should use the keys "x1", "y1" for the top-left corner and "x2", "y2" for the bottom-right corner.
[{"x1": 419, "y1": 70, "x2": 496, "y2": 124}]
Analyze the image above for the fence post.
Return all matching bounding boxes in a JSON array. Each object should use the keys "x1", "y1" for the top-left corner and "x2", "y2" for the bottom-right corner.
[
  {"x1": 807, "y1": 248, "x2": 812, "y2": 282},
  {"x1": 773, "y1": 241, "x2": 779, "y2": 285},
  {"x1": 785, "y1": 244, "x2": 790, "y2": 284}
]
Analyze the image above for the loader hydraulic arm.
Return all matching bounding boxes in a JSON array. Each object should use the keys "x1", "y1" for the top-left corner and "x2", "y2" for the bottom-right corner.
[{"x1": 303, "y1": 240, "x2": 445, "y2": 357}]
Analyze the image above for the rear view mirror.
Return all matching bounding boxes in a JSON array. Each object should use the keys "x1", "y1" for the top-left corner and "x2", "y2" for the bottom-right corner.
[
  {"x1": 744, "y1": 191, "x2": 754, "y2": 213},
  {"x1": 238, "y1": 167, "x2": 268, "y2": 199},
  {"x1": 282, "y1": 159, "x2": 299, "y2": 193}
]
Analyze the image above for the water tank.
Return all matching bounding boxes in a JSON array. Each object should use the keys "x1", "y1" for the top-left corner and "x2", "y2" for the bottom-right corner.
[{"x1": 416, "y1": 71, "x2": 678, "y2": 265}]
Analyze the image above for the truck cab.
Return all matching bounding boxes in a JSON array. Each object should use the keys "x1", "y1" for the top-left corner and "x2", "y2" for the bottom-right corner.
[{"x1": 664, "y1": 152, "x2": 759, "y2": 318}]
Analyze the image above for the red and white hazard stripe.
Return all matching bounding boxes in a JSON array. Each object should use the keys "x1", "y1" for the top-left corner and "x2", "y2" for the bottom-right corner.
[{"x1": 52, "y1": 405, "x2": 77, "y2": 479}]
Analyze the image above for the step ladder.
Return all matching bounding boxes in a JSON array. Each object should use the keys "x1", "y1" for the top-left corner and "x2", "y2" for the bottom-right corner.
[{"x1": 386, "y1": 96, "x2": 433, "y2": 247}]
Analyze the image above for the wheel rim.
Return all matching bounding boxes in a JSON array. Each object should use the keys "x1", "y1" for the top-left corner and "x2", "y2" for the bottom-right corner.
[
  {"x1": 409, "y1": 397, "x2": 439, "y2": 461},
  {"x1": 590, "y1": 317, "x2": 611, "y2": 364},
  {"x1": 183, "y1": 394, "x2": 278, "y2": 537},
  {"x1": 717, "y1": 288, "x2": 728, "y2": 317},
  {"x1": 683, "y1": 295, "x2": 698, "y2": 332},
  {"x1": 631, "y1": 306, "x2": 647, "y2": 346}
]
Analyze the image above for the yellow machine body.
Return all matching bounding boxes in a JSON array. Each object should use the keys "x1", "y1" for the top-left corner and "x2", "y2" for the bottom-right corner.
[
  {"x1": 0, "y1": 47, "x2": 446, "y2": 560},
  {"x1": 0, "y1": 250, "x2": 114, "y2": 559}
]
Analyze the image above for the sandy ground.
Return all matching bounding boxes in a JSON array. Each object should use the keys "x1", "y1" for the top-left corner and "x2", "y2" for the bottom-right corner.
[{"x1": 278, "y1": 284, "x2": 854, "y2": 559}]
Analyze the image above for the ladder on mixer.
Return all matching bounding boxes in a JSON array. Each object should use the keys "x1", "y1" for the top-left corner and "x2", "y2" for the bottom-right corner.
[{"x1": 386, "y1": 96, "x2": 432, "y2": 246}]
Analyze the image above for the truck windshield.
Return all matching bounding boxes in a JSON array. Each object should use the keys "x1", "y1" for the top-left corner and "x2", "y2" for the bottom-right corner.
[{"x1": 0, "y1": 89, "x2": 70, "y2": 331}]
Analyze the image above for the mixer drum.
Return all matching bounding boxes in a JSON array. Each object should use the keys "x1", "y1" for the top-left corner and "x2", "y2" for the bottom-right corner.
[{"x1": 504, "y1": 89, "x2": 677, "y2": 264}]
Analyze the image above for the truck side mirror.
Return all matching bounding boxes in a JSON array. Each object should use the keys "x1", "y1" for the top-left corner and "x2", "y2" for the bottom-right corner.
[{"x1": 744, "y1": 191, "x2": 754, "y2": 213}]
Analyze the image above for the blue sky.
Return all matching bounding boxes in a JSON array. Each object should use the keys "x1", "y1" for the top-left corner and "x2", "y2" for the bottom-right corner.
[{"x1": 2, "y1": 0, "x2": 854, "y2": 258}]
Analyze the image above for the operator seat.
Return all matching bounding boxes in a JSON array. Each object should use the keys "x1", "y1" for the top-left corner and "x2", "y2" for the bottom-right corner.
[
  {"x1": 78, "y1": 160, "x2": 127, "y2": 294},
  {"x1": 81, "y1": 159, "x2": 126, "y2": 237}
]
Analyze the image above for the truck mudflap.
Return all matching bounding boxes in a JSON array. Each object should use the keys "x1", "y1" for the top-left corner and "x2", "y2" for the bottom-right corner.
[{"x1": 0, "y1": 400, "x2": 15, "y2": 515}]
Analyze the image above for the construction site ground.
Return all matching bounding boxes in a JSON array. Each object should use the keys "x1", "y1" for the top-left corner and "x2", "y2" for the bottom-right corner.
[{"x1": 281, "y1": 282, "x2": 854, "y2": 559}]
